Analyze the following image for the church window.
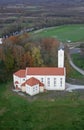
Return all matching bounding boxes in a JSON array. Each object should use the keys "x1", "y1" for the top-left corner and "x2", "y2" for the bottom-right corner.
[
  {"x1": 36, "y1": 86, "x2": 38, "y2": 90},
  {"x1": 33, "y1": 87, "x2": 35, "y2": 92},
  {"x1": 41, "y1": 78, "x2": 44, "y2": 82},
  {"x1": 60, "y1": 78, "x2": 62, "y2": 87},
  {"x1": 47, "y1": 78, "x2": 50, "y2": 87},
  {"x1": 29, "y1": 87, "x2": 30, "y2": 92},
  {"x1": 54, "y1": 78, "x2": 56, "y2": 87}
]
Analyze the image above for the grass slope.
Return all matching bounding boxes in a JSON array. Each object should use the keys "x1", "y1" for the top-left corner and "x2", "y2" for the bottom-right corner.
[
  {"x1": 0, "y1": 82, "x2": 84, "y2": 130},
  {"x1": 33, "y1": 24, "x2": 84, "y2": 42},
  {"x1": 72, "y1": 53, "x2": 84, "y2": 70}
]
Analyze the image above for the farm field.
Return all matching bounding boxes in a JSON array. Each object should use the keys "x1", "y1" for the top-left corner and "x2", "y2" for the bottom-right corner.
[
  {"x1": 0, "y1": 82, "x2": 84, "y2": 130},
  {"x1": 33, "y1": 24, "x2": 84, "y2": 42}
]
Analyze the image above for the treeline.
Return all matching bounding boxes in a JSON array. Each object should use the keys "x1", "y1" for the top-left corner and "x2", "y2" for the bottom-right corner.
[
  {"x1": 1, "y1": 15, "x2": 84, "y2": 37},
  {"x1": 0, "y1": 1, "x2": 84, "y2": 37},
  {"x1": 0, "y1": 34, "x2": 59, "y2": 82},
  {"x1": 1, "y1": 16, "x2": 84, "y2": 36}
]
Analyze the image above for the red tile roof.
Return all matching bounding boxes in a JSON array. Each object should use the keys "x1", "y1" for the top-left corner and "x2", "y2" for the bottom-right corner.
[
  {"x1": 26, "y1": 67, "x2": 64, "y2": 75},
  {"x1": 22, "y1": 77, "x2": 44, "y2": 87},
  {"x1": 14, "y1": 69, "x2": 26, "y2": 78},
  {"x1": 21, "y1": 82, "x2": 26, "y2": 86},
  {"x1": 14, "y1": 67, "x2": 65, "y2": 78}
]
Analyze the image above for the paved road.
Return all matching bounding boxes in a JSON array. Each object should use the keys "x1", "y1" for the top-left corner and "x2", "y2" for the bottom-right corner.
[
  {"x1": 68, "y1": 50, "x2": 84, "y2": 75},
  {"x1": 66, "y1": 83, "x2": 84, "y2": 92},
  {"x1": 69, "y1": 48, "x2": 81, "y2": 54},
  {"x1": 65, "y1": 46, "x2": 84, "y2": 91}
]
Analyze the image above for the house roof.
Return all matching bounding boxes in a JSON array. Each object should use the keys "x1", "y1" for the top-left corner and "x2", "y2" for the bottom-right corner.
[
  {"x1": 14, "y1": 69, "x2": 26, "y2": 78},
  {"x1": 22, "y1": 77, "x2": 44, "y2": 87},
  {"x1": 26, "y1": 67, "x2": 65, "y2": 75}
]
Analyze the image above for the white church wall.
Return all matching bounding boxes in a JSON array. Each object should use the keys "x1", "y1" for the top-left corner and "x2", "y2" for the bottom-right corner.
[
  {"x1": 26, "y1": 75, "x2": 65, "y2": 90},
  {"x1": 26, "y1": 84, "x2": 32, "y2": 95},
  {"x1": 13, "y1": 75, "x2": 26, "y2": 88},
  {"x1": 31, "y1": 84, "x2": 39, "y2": 96},
  {"x1": 56, "y1": 76, "x2": 65, "y2": 90},
  {"x1": 45, "y1": 75, "x2": 65, "y2": 90},
  {"x1": 22, "y1": 86, "x2": 26, "y2": 92},
  {"x1": 40, "y1": 86, "x2": 44, "y2": 92},
  {"x1": 26, "y1": 84, "x2": 39, "y2": 96}
]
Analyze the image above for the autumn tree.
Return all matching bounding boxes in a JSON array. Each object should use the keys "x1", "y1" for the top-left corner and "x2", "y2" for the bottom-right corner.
[
  {"x1": 20, "y1": 52, "x2": 34, "y2": 68},
  {"x1": 4, "y1": 49, "x2": 14, "y2": 71},
  {"x1": 8, "y1": 36, "x2": 20, "y2": 44},
  {"x1": 40, "y1": 38, "x2": 59, "y2": 66},
  {"x1": 24, "y1": 42, "x2": 33, "y2": 52},
  {"x1": 2, "y1": 39, "x2": 25, "y2": 70},
  {"x1": 12, "y1": 45, "x2": 25, "y2": 69},
  {"x1": 31, "y1": 47, "x2": 44, "y2": 67}
]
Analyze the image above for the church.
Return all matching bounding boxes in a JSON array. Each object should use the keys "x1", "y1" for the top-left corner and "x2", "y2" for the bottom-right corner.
[{"x1": 13, "y1": 47, "x2": 66, "y2": 96}]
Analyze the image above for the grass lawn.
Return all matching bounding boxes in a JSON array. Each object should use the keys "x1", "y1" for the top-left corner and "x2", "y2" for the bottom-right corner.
[
  {"x1": 32, "y1": 24, "x2": 84, "y2": 42},
  {"x1": 0, "y1": 82, "x2": 84, "y2": 130},
  {"x1": 66, "y1": 67, "x2": 84, "y2": 85},
  {"x1": 71, "y1": 53, "x2": 84, "y2": 70}
]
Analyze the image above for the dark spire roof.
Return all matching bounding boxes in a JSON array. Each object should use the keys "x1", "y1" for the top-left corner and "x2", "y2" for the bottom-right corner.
[{"x1": 58, "y1": 42, "x2": 64, "y2": 50}]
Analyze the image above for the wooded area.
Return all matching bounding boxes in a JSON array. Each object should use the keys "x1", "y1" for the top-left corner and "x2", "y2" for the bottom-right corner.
[{"x1": 0, "y1": 34, "x2": 60, "y2": 82}]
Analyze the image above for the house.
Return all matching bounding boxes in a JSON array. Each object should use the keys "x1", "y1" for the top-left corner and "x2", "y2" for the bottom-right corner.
[{"x1": 13, "y1": 47, "x2": 66, "y2": 96}]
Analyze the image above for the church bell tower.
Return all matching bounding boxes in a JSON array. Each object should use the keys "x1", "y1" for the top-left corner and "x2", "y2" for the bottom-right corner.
[{"x1": 58, "y1": 46, "x2": 64, "y2": 68}]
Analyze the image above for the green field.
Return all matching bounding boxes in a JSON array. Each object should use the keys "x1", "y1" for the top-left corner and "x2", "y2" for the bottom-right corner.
[
  {"x1": 0, "y1": 82, "x2": 84, "y2": 130},
  {"x1": 72, "y1": 54, "x2": 84, "y2": 70},
  {"x1": 33, "y1": 24, "x2": 84, "y2": 42}
]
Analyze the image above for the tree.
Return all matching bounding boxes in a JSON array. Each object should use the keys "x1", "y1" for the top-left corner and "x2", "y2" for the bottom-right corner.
[
  {"x1": 8, "y1": 36, "x2": 20, "y2": 44},
  {"x1": 20, "y1": 52, "x2": 34, "y2": 68},
  {"x1": 31, "y1": 47, "x2": 44, "y2": 66},
  {"x1": 80, "y1": 43, "x2": 84, "y2": 57},
  {"x1": 4, "y1": 49, "x2": 14, "y2": 71},
  {"x1": 40, "y1": 38, "x2": 59, "y2": 66},
  {"x1": 12, "y1": 45, "x2": 25, "y2": 69}
]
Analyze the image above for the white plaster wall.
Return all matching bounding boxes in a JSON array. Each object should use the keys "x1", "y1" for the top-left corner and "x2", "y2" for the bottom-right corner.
[
  {"x1": 40, "y1": 87, "x2": 44, "y2": 92},
  {"x1": 45, "y1": 76, "x2": 65, "y2": 90},
  {"x1": 13, "y1": 74, "x2": 26, "y2": 88},
  {"x1": 55, "y1": 76, "x2": 65, "y2": 90},
  {"x1": 22, "y1": 86, "x2": 26, "y2": 92},
  {"x1": 58, "y1": 49, "x2": 64, "y2": 68},
  {"x1": 26, "y1": 85, "x2": 32, "y2": 95},
  {"x1": 26, "y1": 84, "x2": 39, "y2": 96},
  {"x1": 26, "y1": 75, "x2": 65, "y2": 90}
]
